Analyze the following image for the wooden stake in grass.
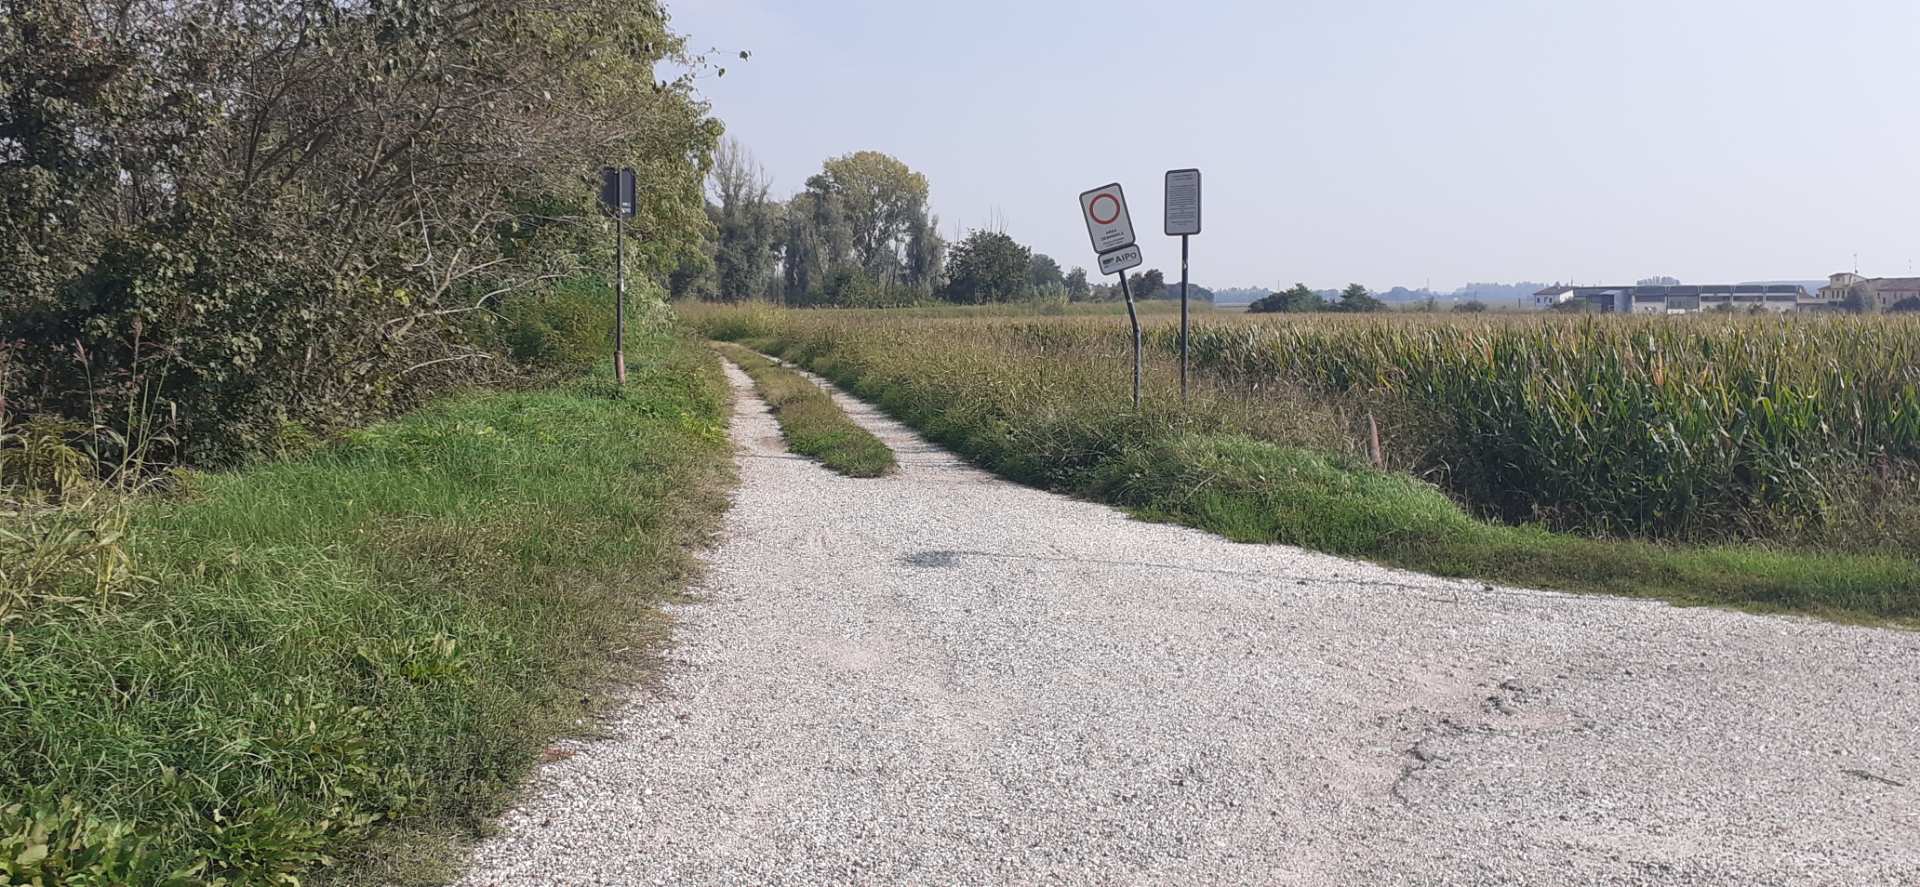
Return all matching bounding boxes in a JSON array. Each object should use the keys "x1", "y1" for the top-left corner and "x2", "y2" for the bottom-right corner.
[
  {"x1": 712, "y1": 342, "x2": 897, "y2": 478},
  {"x1": 1368, "y1": 413, "x2": 1384, "y2": 469}
]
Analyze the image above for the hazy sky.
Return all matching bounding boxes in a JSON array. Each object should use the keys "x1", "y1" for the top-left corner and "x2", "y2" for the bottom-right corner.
[{"x1": 671, "y1": 0, "x2": 1919, "y2": 292}]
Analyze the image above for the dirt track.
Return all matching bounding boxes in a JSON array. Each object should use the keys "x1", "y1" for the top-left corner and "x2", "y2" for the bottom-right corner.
[{"x1": 455, "y1": 359, "x2": 1920, "y2": 886}]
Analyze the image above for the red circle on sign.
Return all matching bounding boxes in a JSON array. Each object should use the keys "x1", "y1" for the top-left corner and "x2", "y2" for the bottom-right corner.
[{"x1": 1089, "y1": 193, "x2": 1121, "y2": 225}]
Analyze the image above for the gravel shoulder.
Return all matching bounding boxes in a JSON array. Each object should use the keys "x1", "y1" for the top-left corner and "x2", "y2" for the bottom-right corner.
[{"x1": 454, "y1": 359, "x2": 1920, "y2": 887}]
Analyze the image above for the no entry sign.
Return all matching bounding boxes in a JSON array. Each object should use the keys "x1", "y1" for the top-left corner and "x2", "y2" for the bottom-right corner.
[
  {"x1": 1079, "y1": 183, "x2": 1136, "y2": 255},
  {"x1": 1077, "y1": 180, "x2": 1147, "y2": 408}
]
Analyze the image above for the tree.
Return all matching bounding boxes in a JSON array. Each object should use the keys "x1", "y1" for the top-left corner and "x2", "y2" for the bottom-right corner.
[
  {"x1": 1065, "y1": 267, "x2": 1091, "y2": 301},
  {"x1": 781, "y1": 188, "x2": 846, "y2": 302},
  {"x1": 1334, "y1": 283, "x2": 1387, "y2": 313},
  {"x1": 942, "y1": 230, "x2": 1032, "y2": 304},
  {"x1": 820, "y1": 151, "x2": 937, "y2": 287},
  {"x1": 1248, "y1": 283, "x2": 1326, "y2": 313},
  {"x1": 906, "y1": 213, "x2": 946, "y2": 297},
  {"x1": 1889, "y1": 297, "x2": 1920, "y2": 314},
  {"x1": 1452, "y1": 299, "x2": 1489, "y2": 313},
  {"x1": 705, "y1": 138, "x2": 783, "y2": 301},
  {"x1": 1127, "y1": 269, "x2": 1167, "y2": 299},
  {"x1": 1028, "y1": 254, "x2": 1066, "y2": 292},
  {"x1": 780, "y1": 151, "x2": 943, "y2": 302},
  {"x1": 1637, "y1": 276, "x2": 1681, "y2": 286}
]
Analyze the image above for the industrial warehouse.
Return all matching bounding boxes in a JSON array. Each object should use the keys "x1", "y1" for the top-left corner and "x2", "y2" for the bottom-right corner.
[
  {"x1": 1535, "y1": 272, "x2": 1920, "y2": 313},
  {"x1": 1534, "y1": 282, "x2": 1815, "y2": 313}
]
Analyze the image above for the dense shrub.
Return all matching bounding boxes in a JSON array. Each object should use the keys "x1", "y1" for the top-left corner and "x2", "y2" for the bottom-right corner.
[
  {"x1": 498, "y1": 278, "x2": 669, "y2": 373},
  {"x1": 0, "y1": 0, "x2": 719, "y2": 465},
  {"x1": 788, "y1": 269, "x2": 923, "y2": 309}
]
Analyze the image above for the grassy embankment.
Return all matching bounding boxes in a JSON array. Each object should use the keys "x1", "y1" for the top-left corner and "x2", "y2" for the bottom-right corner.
[
  {"x1": 1, "y1": 331, "x2": 732, "y2": 884},
  {"x1": 694, "y1": 305, "x2": 1920, "y2": 626},
  {"x1": 713, "y1": 341, "x2": 895, "y2": 478}
]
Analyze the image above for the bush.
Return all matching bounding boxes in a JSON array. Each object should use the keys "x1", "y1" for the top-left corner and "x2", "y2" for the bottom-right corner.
[
  {"x1": 0, "y1": 0, "x2": 718, "y2": 467},
  {"x1": 498, "y1": 278, "x2": 668, "y2": 373},
  {"x1": 791, "y1": 269, "x2": 921, "y2": 309}
]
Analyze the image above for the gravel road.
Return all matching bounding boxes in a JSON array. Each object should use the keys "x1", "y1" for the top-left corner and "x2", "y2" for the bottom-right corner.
[{"x1": 454, "y1": 359, "x2": 1920, "y2": 886}]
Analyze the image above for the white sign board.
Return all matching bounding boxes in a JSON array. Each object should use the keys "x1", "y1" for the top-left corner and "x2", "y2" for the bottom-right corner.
[
  {"x1": 1079, "y1": 183, "x2": 1136, "y2": 254},
  {"x1": 1098, "y1": 244, "x2": 1142, "y2": 276},
  {"x1": 1164, "y1": 169, "x2": 1201, "y2": 236}
]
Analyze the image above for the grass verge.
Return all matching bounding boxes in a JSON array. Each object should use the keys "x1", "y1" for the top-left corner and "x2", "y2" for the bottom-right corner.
[
  {"x1": 0, "y1": 330, "x2": 733, "y2": 885},
  {"x1": 696, "y1": 306, "x2": 1919, "y2": 626},
  {"x1": 713, "y1": 341, "x2": 895, "y2": 478}
]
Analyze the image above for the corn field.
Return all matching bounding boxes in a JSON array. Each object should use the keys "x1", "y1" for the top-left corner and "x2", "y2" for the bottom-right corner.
[{"x1": 1182, "y1": 315, "x2": 1920, "y2": 537}]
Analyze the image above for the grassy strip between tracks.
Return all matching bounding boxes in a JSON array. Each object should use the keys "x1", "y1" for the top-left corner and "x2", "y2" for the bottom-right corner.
[
  {"x1": 713, "y1": 341, "x2": 896, "y2": 478},
  {"x1": 696, "y1": 308, "x2": 1920, "y2": 627},
  {"x1": 1, "y1": 332, "x2": 734, "y2": 885}
]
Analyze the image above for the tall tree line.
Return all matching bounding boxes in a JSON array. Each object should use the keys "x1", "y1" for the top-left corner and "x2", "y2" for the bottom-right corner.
[
  {"x1": 689, "y1": 146, "x2": 945, "y2": 305},
  {"x1": 695, "y1": 145, "x2": 1131, "y2": 307}
]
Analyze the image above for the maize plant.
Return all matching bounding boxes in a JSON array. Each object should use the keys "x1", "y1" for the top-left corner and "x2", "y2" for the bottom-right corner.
[{"x1": 1183, "y1": 314, "x2": 1920, "y2": 537}]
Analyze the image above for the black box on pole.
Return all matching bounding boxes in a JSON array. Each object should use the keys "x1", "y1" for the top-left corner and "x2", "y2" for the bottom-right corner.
[{"x1": 600, "y1": 167, "x2": 636, "y2": 218}]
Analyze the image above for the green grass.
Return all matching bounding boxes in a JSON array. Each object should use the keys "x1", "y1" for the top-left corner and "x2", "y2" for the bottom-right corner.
[
  {"x1": 0, "y1": 331, "x2": 734, "y2": 885},
  {"x1": 713, "y1": 342, "x2": 896, "y2": 478},
  {"x1": 1098, "y1": 433, "x2": 1920, "y2": 619},
  {"x1": 697, "y1": 306, "x2": 1920, "y2": 626}
]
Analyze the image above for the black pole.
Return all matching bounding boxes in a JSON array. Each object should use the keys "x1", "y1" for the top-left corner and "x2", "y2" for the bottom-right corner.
[
  {"x1": 1179, "y1": 235, "x2": 1190, "y2": 402},
  {"x1": 1120, "y1": 272, "x2": 1140, "y2": 410},
  {"x1": 615, "y1": 213, "x2": 627, "y2": 384}
]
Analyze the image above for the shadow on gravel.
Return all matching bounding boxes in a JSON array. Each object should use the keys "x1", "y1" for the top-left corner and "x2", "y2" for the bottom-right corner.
[{"x1": 900, "y1": 550, "x2": 961, "y2": 569}]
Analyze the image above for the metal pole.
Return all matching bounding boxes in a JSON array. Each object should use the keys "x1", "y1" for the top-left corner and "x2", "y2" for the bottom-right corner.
[
  {"x1": 1120, "y1": 272, "x2": 1140, "y2": 410},
  {"x1": 615, "y1": 213, "x2": 628, "y2": 384},
  {"x1": 1179, "y1": 235, "x2": 1190, "y2": 402}
]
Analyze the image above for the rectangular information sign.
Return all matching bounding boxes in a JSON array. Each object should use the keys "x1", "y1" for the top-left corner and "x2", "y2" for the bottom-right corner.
[
  {"x1": 1099, "y1": 244, "x2": 1143, "y2": 276},
  {"x1": 1165, "y1": 169, "x2": 1201, "y2": 236},
  {"x1": 600, "y1": 167, "x2": 636, "y2": 218}
]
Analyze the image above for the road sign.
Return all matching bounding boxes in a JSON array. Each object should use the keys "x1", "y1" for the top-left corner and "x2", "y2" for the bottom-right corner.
[
  {"x1": 1098, "y1": 244, "x2": 1142, "y2": 276},
  {"x1": 600, "y1": 166, "x2": 636, "y2": 219},
  {"x1": 1165, "y1": 167, "x2": 1202, "y2": 400},
  {"x1": 1078, "y1": 181, "x2": 1146, "y2": 409},
  {"x1": 1079, "y1": 183, "x2": 1136, "y2": 254},
  {"x1": 600, "y1": 166, "x2": 638, "y2": 383},
  {"x1": 1165, "y1": 169, "x2": 1201, "y2": 236}
]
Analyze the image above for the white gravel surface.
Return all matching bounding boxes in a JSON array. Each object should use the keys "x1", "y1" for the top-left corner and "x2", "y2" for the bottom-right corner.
[{"x1": 454, "y1": 359, "x2": 1920, "y2": 886}]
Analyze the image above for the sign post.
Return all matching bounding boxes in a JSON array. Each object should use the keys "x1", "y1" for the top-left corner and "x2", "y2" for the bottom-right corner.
[
  {"x1": 600, "y1": 167, "x2": 637, "y2": 383},
  {"x1": 1080, "y1": 183, "x2": 1144, "y2": 408},
  {"x1": 1164, "y1": 169, "x2": 1202, "y2": 401}
]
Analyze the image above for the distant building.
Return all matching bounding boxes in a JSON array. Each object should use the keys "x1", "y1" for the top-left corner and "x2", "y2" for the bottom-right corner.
[
  {"x1": 1817, "y1": 273, "x2": 1920, "y2": 312},
  {"x1": 1532, "y1": 283, "x2": 1811, "y2": 314}
]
